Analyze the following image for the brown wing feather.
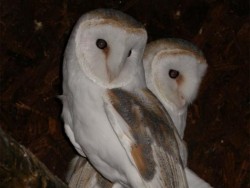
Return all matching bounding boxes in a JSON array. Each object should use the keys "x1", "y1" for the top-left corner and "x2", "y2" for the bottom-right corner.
[
  {"x1": 108, "y1": 89, "x2": 156, "y2": 180},
  {"x1": 108, "y1": 88, "x2": 187, "y2": 187}
]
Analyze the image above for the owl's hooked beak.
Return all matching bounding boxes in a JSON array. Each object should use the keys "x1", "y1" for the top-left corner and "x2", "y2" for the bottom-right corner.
[
  {"x1": 108, "y1": 65, "x2": 122, "y2": 82},
  {"x1": 107, "y1": 52, "x2": 127, "y2": 83},
  {"x1": 179, "y1": 94, "x2": 187, "y2": 108}
]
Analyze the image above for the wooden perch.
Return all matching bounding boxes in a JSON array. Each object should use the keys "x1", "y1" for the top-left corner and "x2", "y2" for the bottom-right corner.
[{"x1": 0, "y1": 128, "x2": 68, "y2": 188}]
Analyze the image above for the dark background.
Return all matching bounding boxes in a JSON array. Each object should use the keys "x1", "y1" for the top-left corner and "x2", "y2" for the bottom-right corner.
[{"x1": 0, "y1": 0, "x2": 249, "y2": 187}]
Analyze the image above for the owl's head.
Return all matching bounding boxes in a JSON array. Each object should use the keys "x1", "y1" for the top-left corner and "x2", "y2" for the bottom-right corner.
[
  {"x1": 143, "y1": 39, "x2": 207, "y2": 110},
  {"x1": 65, "y1": 9, "x2": 147, "y2": 88}
]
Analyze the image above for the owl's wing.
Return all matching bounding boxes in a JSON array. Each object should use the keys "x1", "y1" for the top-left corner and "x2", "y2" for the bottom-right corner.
[
  {"x1": 60, "y1": 95, "x2": 86, "y2": 157},
  {"x1": 104, "y1": 88, "x2": 188, "y2": 187},
  {"x1": 67, "y1": 156, "x2": 113, "y2": 188}
]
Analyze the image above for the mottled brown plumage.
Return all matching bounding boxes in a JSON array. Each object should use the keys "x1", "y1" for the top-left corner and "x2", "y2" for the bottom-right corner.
[{"x1": 107, "y1": 88, "x2": 187, "y2": 187}]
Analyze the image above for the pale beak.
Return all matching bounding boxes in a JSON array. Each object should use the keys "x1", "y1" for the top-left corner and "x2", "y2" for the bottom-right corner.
[{"x1": 107, "y1": 50, "x2": 127, "y2": 82}]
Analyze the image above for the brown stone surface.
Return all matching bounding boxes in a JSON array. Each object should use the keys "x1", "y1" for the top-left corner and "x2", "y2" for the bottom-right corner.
[{"x1": 0, "y1": 0, "x2": 249, "y2": 187}]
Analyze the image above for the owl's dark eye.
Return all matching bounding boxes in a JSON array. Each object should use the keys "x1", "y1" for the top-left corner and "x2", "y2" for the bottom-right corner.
[
  {"x1": 96, "y1": 39, "x2": 107, "y2": 49},
  {"x1": 169, "y1": 69, "x2": 179, "y2": 79},
  {"x1": 127, "y1": 50, "x2": 132, "y2": 57}
]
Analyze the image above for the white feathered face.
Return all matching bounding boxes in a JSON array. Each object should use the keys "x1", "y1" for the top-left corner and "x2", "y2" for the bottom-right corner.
[
  {"x1": 144, "y1": 43, "x2": 207, "y2": 109},
  {"x1": 75, "y1": 19, "x2": 147, "y2": 88}
]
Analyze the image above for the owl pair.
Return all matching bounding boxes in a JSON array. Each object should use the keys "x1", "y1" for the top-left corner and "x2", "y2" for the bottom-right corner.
[{"x1": 62, "y1": 9, "x2": 210, "y2": 188}]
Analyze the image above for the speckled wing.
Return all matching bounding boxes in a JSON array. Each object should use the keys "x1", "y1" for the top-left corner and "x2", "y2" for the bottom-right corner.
[
  {"x1": 105, "y1": 88, "x2": 188, "y2": 187},
  {"x1": 68, "y1": 156, "x2": 113, "y2": 188}
]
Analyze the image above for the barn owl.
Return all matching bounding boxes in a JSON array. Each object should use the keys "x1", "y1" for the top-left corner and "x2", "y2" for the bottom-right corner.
[
  {"x1": 62, "y1": 9, "x2": 187, "y2": 187},
  {"x1": 143, "y1": 39, "x2": 212, "y2": 188},
  {"x1": 143, "y1": 38, "x2": 208, "y2": 138}
]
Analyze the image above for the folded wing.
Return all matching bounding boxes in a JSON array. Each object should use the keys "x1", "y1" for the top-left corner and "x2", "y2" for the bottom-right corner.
[{"x1": 105, "y1": 88, "x2": 188, "y2": 187}]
